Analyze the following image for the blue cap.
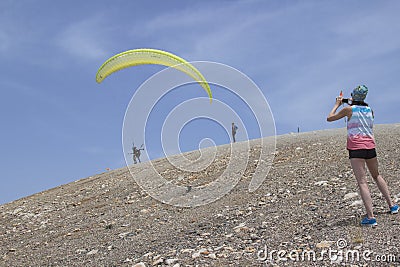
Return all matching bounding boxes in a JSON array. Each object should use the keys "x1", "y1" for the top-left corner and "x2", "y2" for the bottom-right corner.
[{"x1": 352, "y1": 85, "x2": 368, "y2": 101}]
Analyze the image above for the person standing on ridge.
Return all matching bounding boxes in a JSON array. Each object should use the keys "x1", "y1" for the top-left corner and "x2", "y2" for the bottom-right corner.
[
  {"x1": 134, "y1": 145, "x2": 144, "y2": 163},
  {"x1": 130, "y1": 144, "x2": 144, "y2": 164},
  {"x1": 232, "y1": 122, "x2": 238, "y2": 143},
  {"x1": 327, "y1": 85, "x2": 398, "y2": 226}
]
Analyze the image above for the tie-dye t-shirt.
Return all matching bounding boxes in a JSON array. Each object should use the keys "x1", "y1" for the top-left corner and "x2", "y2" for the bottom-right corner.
[{"x1": 347, "y1": 105, "x2": 376, "y2": 150}]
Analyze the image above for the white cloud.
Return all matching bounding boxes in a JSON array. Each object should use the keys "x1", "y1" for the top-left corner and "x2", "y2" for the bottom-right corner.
[
  {"x1": 55, "y1": 17, "x2": 109, "y2": 61},
  {"x1": 131, "y1": 1, "x2": 277, "y2": 59}
]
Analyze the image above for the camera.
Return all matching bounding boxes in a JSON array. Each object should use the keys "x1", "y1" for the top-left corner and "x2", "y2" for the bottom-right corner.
[{"x1": 342, "y1": 98, "x2": 349, "y2": 104}]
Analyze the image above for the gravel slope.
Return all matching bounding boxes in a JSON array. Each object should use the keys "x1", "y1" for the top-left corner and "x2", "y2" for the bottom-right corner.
[{"x1": 1, "y1": 124, "x2": 400, "y2": 267}]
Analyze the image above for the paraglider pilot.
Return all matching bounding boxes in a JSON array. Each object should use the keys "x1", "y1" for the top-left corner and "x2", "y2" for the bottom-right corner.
[{"x1": 130, "y1": 144, "x2": 144, "y2": 164}]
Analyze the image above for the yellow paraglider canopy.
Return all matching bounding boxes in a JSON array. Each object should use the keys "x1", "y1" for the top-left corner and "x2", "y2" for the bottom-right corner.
[{"x1": 96, "y1": 48, "x2": 212, "y2": 101}]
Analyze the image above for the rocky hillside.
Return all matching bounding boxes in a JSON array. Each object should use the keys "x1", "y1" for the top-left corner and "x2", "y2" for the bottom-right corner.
[{"x1": 1, "y1": 124, "x2": 400, "y2": 267}]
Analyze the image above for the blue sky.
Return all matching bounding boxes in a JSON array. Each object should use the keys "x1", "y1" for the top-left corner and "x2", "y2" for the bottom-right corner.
[{"x1": 1, "y1": 0, "x2": 399, "y2": 204}]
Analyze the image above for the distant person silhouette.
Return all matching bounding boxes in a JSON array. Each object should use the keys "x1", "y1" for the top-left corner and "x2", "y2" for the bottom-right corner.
[
  {"x1": 131, "y1": 144, "x2": 144, "y2": 164},
  {"x1": 231, "y1": 122, "x2": 238, "y2": 143}
]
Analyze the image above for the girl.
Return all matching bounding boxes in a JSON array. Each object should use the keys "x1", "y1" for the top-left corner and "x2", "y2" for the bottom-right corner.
[{"x1": 327, "y1": 85, "x2": 398, "y2": 226}]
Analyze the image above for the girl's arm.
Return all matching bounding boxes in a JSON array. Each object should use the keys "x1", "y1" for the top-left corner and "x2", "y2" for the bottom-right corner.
[{"x1": 327, "y1": 97, "x2": 352, "y2": 122}]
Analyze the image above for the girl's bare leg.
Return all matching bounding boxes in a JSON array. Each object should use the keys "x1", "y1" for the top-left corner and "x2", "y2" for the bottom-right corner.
[
  {"x1": 351, "y1": 158, "x2": 374, "y2": 218},
  {"x1": 366, "y1": 157, "x2": 394, "y2": 208}
]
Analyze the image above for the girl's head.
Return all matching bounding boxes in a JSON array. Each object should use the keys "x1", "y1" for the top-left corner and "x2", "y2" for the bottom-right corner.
[{"x1": 351, "y1": 85, "x2": 368, "y2": 101}]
